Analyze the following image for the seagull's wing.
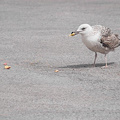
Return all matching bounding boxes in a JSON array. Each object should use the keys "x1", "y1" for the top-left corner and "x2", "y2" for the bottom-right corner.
[
  {"x1": 93, "y1": 25, "x2": 120, "y2": 49},
  {"x1": 100, "y1": 34, "x2": 120, "y2": 49}
]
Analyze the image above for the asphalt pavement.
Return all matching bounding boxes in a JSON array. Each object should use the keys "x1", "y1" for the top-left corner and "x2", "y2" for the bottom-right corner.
[{"x1": 0, "y1": 0, "x2": 120, "y2": 120}]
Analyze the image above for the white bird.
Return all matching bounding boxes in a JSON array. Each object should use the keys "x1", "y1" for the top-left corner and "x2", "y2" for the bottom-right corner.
[{"x1": 69, "y1": 24, "x2": 120, "y2": 68}]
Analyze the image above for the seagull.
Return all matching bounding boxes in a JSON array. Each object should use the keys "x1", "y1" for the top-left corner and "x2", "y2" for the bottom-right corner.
[{"x1": 69, "y1": 24, "x2": 120, "y2": 68}]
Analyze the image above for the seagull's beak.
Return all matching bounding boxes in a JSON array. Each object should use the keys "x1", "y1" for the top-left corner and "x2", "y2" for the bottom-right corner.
[{"x1": 69, "y1": 31, "x2": 79, "y2": 36}]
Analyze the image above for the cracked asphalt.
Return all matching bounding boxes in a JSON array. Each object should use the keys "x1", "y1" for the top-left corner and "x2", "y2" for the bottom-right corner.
[{"x1": 0, "y1": 0, "x2": 120, "y2": 120}]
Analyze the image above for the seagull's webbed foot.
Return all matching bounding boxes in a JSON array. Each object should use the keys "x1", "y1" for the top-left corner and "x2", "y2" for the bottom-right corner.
[{"x1": 101, "y1": 65, "x2": 108, "y2": 69}]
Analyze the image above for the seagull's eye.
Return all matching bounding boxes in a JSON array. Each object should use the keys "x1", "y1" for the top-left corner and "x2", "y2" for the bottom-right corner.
[{"x1": 82, "y1": 27, "x2": 86, "y2": 30}]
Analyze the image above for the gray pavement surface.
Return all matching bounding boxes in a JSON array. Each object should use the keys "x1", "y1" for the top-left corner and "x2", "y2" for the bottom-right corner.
[{"x1": 0, "y1": 0, "x2": 120, "y2": 120}]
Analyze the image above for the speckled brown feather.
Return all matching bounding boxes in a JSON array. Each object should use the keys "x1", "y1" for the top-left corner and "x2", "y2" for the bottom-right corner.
[
  {"x1": 92, "y1": 25, "x2": 112, "y2": 36},
  {"x1": 100, "y1": 34, "x2": 120, "y2": 49}
]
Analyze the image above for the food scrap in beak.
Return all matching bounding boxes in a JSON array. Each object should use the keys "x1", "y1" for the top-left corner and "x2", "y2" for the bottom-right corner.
[
  {"x1": 69, "y1": 32, "x2": 76, "y2": 36},
  {"x1": 69, "y1": 31, "x2": 79, "y2": 36}
]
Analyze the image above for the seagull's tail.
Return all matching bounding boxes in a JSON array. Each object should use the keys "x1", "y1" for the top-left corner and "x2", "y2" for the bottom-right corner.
[
  {"x1": 119, "y1": 40, "x2": 120, "y2": 47},
  {"x1": 114, "y1": 34, "x2": 120, "y2": 48},
  {"x1": 118, "y1": 36, "x2": 120, "y2": 47}
]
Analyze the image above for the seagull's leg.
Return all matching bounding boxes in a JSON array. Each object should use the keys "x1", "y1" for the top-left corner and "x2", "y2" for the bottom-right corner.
[
  {"x1": 101, "y1": 54, "x2": 108, "y2": 68},
  {"x1": 93, "y1": 52, "x2": 97, "y2": 67},
  {"x1": 104, "y1": 54, "x2": 108, "y2": 67}
]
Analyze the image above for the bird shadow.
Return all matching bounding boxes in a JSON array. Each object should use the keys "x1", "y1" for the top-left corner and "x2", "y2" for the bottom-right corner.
[{"x1": 60, "y1": 62, "x2": 114, "y2": 69}]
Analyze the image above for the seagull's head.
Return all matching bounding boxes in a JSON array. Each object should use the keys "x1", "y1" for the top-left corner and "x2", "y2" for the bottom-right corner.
[{"x1": 69, "y1": 24, "x2": 93, "y2": 36}]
